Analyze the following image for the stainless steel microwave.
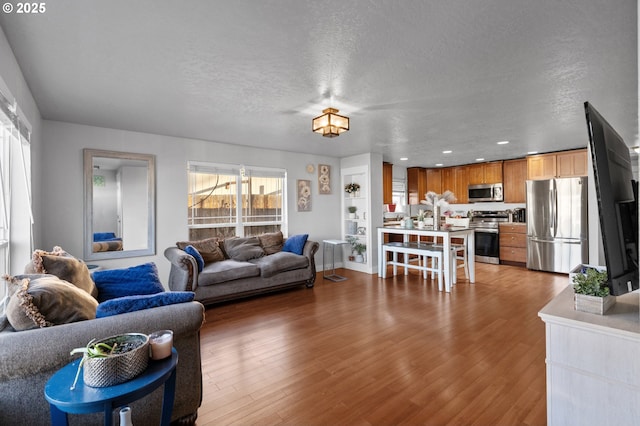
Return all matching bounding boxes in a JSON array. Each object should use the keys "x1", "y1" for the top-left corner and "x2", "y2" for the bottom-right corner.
[{"x1": 468, "y1": 183, "x2": 503, "y2": 202}]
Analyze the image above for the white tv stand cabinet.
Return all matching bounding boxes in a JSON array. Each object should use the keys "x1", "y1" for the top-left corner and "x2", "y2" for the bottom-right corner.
[{"x1": 538, "y1": 286, "x2": 640, "y2": 426}]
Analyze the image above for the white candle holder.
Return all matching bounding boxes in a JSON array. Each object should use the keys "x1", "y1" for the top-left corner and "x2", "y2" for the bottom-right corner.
[{"x1": 149, "y1": 330, "x2": 173, "y2": 360}]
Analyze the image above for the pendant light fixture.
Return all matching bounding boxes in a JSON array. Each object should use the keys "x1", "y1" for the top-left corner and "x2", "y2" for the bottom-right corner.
[{"x1": 312, "y1": 107, "x2": 349, "y2": 137}]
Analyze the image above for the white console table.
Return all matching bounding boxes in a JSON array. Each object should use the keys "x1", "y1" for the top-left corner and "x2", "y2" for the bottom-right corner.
[{"x1": 538, "y1": 286, "x2": 640, "y2": 426}]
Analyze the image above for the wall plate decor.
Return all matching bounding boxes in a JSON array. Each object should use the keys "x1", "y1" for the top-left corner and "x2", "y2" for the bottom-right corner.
[
  {"x1": 306, "y1": 164, "x2": 315, "y2": 173},
  {"x1": 297, "y1": 179, "x2": 312, "y2": 211},
  {"x1": 318, "y1": 164, "x2": 331, "y2": 194}
]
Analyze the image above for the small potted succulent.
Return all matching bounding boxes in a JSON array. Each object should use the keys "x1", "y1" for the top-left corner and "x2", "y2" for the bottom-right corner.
[
  {"x1": 348, "y1": 205, "x2": 357, "y2": 219},
  {"x1": 69, "y1": 333, "x2": 149, "y2": 389},
  {"x1": 572, "y1": 266, "x2": 615, "y2": 314}
]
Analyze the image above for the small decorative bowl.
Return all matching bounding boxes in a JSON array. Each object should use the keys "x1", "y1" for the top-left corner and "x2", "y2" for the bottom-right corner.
[{"x1": 83, "y1": 333, "x2": 149, "y2": 388}]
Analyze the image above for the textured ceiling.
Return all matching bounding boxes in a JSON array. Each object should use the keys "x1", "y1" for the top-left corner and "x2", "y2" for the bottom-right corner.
[{"x1": 0, "y1": 0, "x2": 637, "y2": 167}]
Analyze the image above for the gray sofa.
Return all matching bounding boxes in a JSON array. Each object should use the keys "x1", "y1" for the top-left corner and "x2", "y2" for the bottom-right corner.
[
  {"x1": 165, "y1": 237, "x2": 319, "y2": 305},
  {"x1": 0, "y1": 301, "x2": 205, "y2": 425}
]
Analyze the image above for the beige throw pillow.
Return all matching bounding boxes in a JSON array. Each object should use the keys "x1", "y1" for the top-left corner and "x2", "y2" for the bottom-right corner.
[
  {"x1": 3, "y1": 275, "x2": 98, "y2": 331},
  {"x1": 259, "y1": 231, "x2": 284, "y2": 255},
  {"x1": 24, "y1": 246, "x2": 98, "y2": 298},
  {"x1": 176, "y1": 237, "x2": 226, "y2": 264}
]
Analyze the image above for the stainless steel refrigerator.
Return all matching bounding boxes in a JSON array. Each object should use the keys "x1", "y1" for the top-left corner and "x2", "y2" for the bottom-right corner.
[{"x1": 526, "y1": 177, "x2": 588, "y2": 273}]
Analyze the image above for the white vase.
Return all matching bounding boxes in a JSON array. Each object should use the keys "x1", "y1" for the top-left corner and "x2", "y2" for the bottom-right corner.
[
  {"x1": 355, "y1": 254, "x2": 364, "y2": 263},
  {"x1": 349, "y1": 213, "x2": 356, "y2": 219},
  {"x1": 119, "y1": 406, "x2": 133, "y2": 426},
  {"x1": 433, "y1": 205, "x2": 440, "y2": 230}
]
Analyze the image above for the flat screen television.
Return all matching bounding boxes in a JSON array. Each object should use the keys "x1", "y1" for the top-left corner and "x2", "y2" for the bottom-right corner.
[{"x1": 584, "y1": 102, "x2": 639, "y2": 296}]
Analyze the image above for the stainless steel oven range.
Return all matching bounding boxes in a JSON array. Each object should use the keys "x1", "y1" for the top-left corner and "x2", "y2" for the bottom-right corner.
[{"x1": 470, "y1": 211, "x2": 509, "y2": 264}]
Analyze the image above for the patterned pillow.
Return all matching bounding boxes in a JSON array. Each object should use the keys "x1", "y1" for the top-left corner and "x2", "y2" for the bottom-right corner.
[
  {"x1": 176, "y1": 237, "x2": 225, "y2": 263},
  {"x1": 24, "y1": 246, "x2": 98, "y2": 298},
  {"x1": 259, "y1": 231, "x2": 284, "y2": 255},
  {"x1": 3, "y1": 274, "x2": 98, "y2": 331}
]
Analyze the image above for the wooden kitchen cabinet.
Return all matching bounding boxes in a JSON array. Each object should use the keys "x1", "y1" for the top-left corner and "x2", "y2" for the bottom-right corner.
[
  {"x1": 468, "y1": 161, "x2": 503, "y2": 184},
  {"x1": 425, "y1": 168, "x2": 442, "y2": 194},
  {"x1": 527, "y1": 149, "x2": 588, "y2": 180},
  {"x1": 439, "y1": 166, "x2": 468, "y2": 203},
  {"x1": 527, "y1": 153, "x2": 557, "y2": 180},
  {"x1": 407, "y1": 167, "x2": 427, "y2": 205},
  {"x1": 383, "y1": 162, "x2": 393, "y2": 205},
  {"x1": 503, "y1": 158, "x2": 527, "y2": 203},
  {"x1": 441, "y1": 168, "x2": 455, "y2": 195},
  {"x1": 499, "y1": 223, "x2": 527, "y2": 265},
  {"x1": 556, "y1": 149, "x2": 588, "y2": 177},
  {"x1": 454, "y1": 166, "x2": 469, "y2": 203}
]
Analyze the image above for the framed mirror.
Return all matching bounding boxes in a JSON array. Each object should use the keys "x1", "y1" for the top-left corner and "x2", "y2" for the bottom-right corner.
[{"x1": 84, "y1": 149, "x2": 156, "y2": 260}]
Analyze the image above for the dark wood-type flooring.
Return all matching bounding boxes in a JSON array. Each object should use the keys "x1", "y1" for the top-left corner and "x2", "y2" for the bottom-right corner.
[{"x1": 197, "y1": 263, "x2": 567, "y2": 425}]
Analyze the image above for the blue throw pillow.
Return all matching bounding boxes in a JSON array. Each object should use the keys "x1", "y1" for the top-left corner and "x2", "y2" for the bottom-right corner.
[
  {"x1": 95, "y1": 292, "x2": 195, "y2": 318},
  {"x1": 93, "y1": 232, "x2": 121, "y2": 242},
  {"x1": 92, "y1": 262, "x2": 165, "y2": 303},
  {"x1": 282, "y1": 234, "x2": 308, "y2": 255},
  {"x1": 184, "y1": 245, "x2": 204, "y2": 272}
]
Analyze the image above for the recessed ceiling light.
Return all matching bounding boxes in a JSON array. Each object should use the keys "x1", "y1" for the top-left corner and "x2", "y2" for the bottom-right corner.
[
  {"x1": 527, "y1": 151, "x2": 538, "y2": 155},
  {"x1": 497, "y1": 141, "x2": 509, "y2": 145},
  {"x1": 435, "y1": 163, "x2": 444, "y2": 167},
  {"x1": 443, "y1": 150, "x2": 452, "y2": 154},
  {"x1": 400, "y1": 157, "x2": 408, "y2": 161},
  {"x1": 476, "y1": 158, "x2": 485, "y2": 161}
]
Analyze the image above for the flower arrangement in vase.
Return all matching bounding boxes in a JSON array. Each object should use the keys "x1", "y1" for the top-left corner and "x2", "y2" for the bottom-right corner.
[
  {"x1": 420, "y1": 191, "x2": 456, "y2": 229},
  {"x1": 344, "y1": 182, "x2": 361, "y2": 197}
]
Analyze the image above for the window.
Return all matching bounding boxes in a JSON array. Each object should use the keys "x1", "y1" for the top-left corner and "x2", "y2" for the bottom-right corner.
[
  {"x1": 391, "y1": 179, "x2": 407, "y2": 213},
  {"x1": 0, "y1": 90, "x2": 32, "y2": 313},
  {"x1": 187, "y1": 162, "x2": 287, "y2": 240}
]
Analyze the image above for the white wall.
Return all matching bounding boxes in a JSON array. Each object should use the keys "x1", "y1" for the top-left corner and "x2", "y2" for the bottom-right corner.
[
  {"x1": 119, "y1": 165, "x2": 148, "y2": 250},
  {"x1": 41, "y1": 120, "x2": 343, "y2": 283},
  {"x1": 0, "y1": 25, "x2": 42, "y2": 272},
  {"x1": 93, "y1": 169, "x2": 118, "y2": 234}
]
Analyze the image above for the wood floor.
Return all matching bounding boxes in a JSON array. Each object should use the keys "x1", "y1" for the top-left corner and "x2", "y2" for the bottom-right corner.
[{"x1": 196, "y1": 263, "x2": 568, "y2": 425}]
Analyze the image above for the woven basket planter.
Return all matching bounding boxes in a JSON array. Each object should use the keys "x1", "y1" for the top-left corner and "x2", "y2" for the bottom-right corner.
[{"x1": 83, "y1": 333, "x2": 149, "y2": 388}]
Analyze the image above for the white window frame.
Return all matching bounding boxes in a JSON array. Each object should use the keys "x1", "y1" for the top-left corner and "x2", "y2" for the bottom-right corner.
[
  {"x1": 187, "y1": 161, "x2": 288, "y2": 237},
  {"x1": 0, "y1": 89, "x2": 32, "y2": 314}
]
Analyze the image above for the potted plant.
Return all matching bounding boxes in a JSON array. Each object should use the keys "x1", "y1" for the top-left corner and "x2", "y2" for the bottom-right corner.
[
  {"x1": 353, "y1": 242, "x2": 366, "y2": 263},
  {"x1": 345, "y1": 235, "x2": 364, "y2": 262},
  {"x1": 69, "y1": 333, "x2": 149, "y2": 389},
  {"x1": 344, "y1": 182, "x2": 361, "y2": 197},
  {"x1": 416, "y1": 209, "x2": 426, "y2": 228},
  {"x1": 572, "y1": 266, "x2": 615, "y2": 314},
  {"x1": 347, "y1": 205, "x2": 357, "y2": 219}
]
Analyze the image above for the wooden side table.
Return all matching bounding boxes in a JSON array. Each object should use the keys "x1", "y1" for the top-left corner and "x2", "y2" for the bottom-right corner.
[{"x1": 44, "y1": 348, "x2": 178, "y2": 426}]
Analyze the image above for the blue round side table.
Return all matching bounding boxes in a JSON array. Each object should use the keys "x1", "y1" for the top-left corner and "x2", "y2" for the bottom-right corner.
[{"x1": 44, "y1": 348, "x2": 178, "y2": 426}]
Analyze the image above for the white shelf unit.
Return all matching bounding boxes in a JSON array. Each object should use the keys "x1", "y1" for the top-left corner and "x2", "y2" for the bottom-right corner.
[{"x1": 341, "y1": 165, "x2": 372, "y2": 273}]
